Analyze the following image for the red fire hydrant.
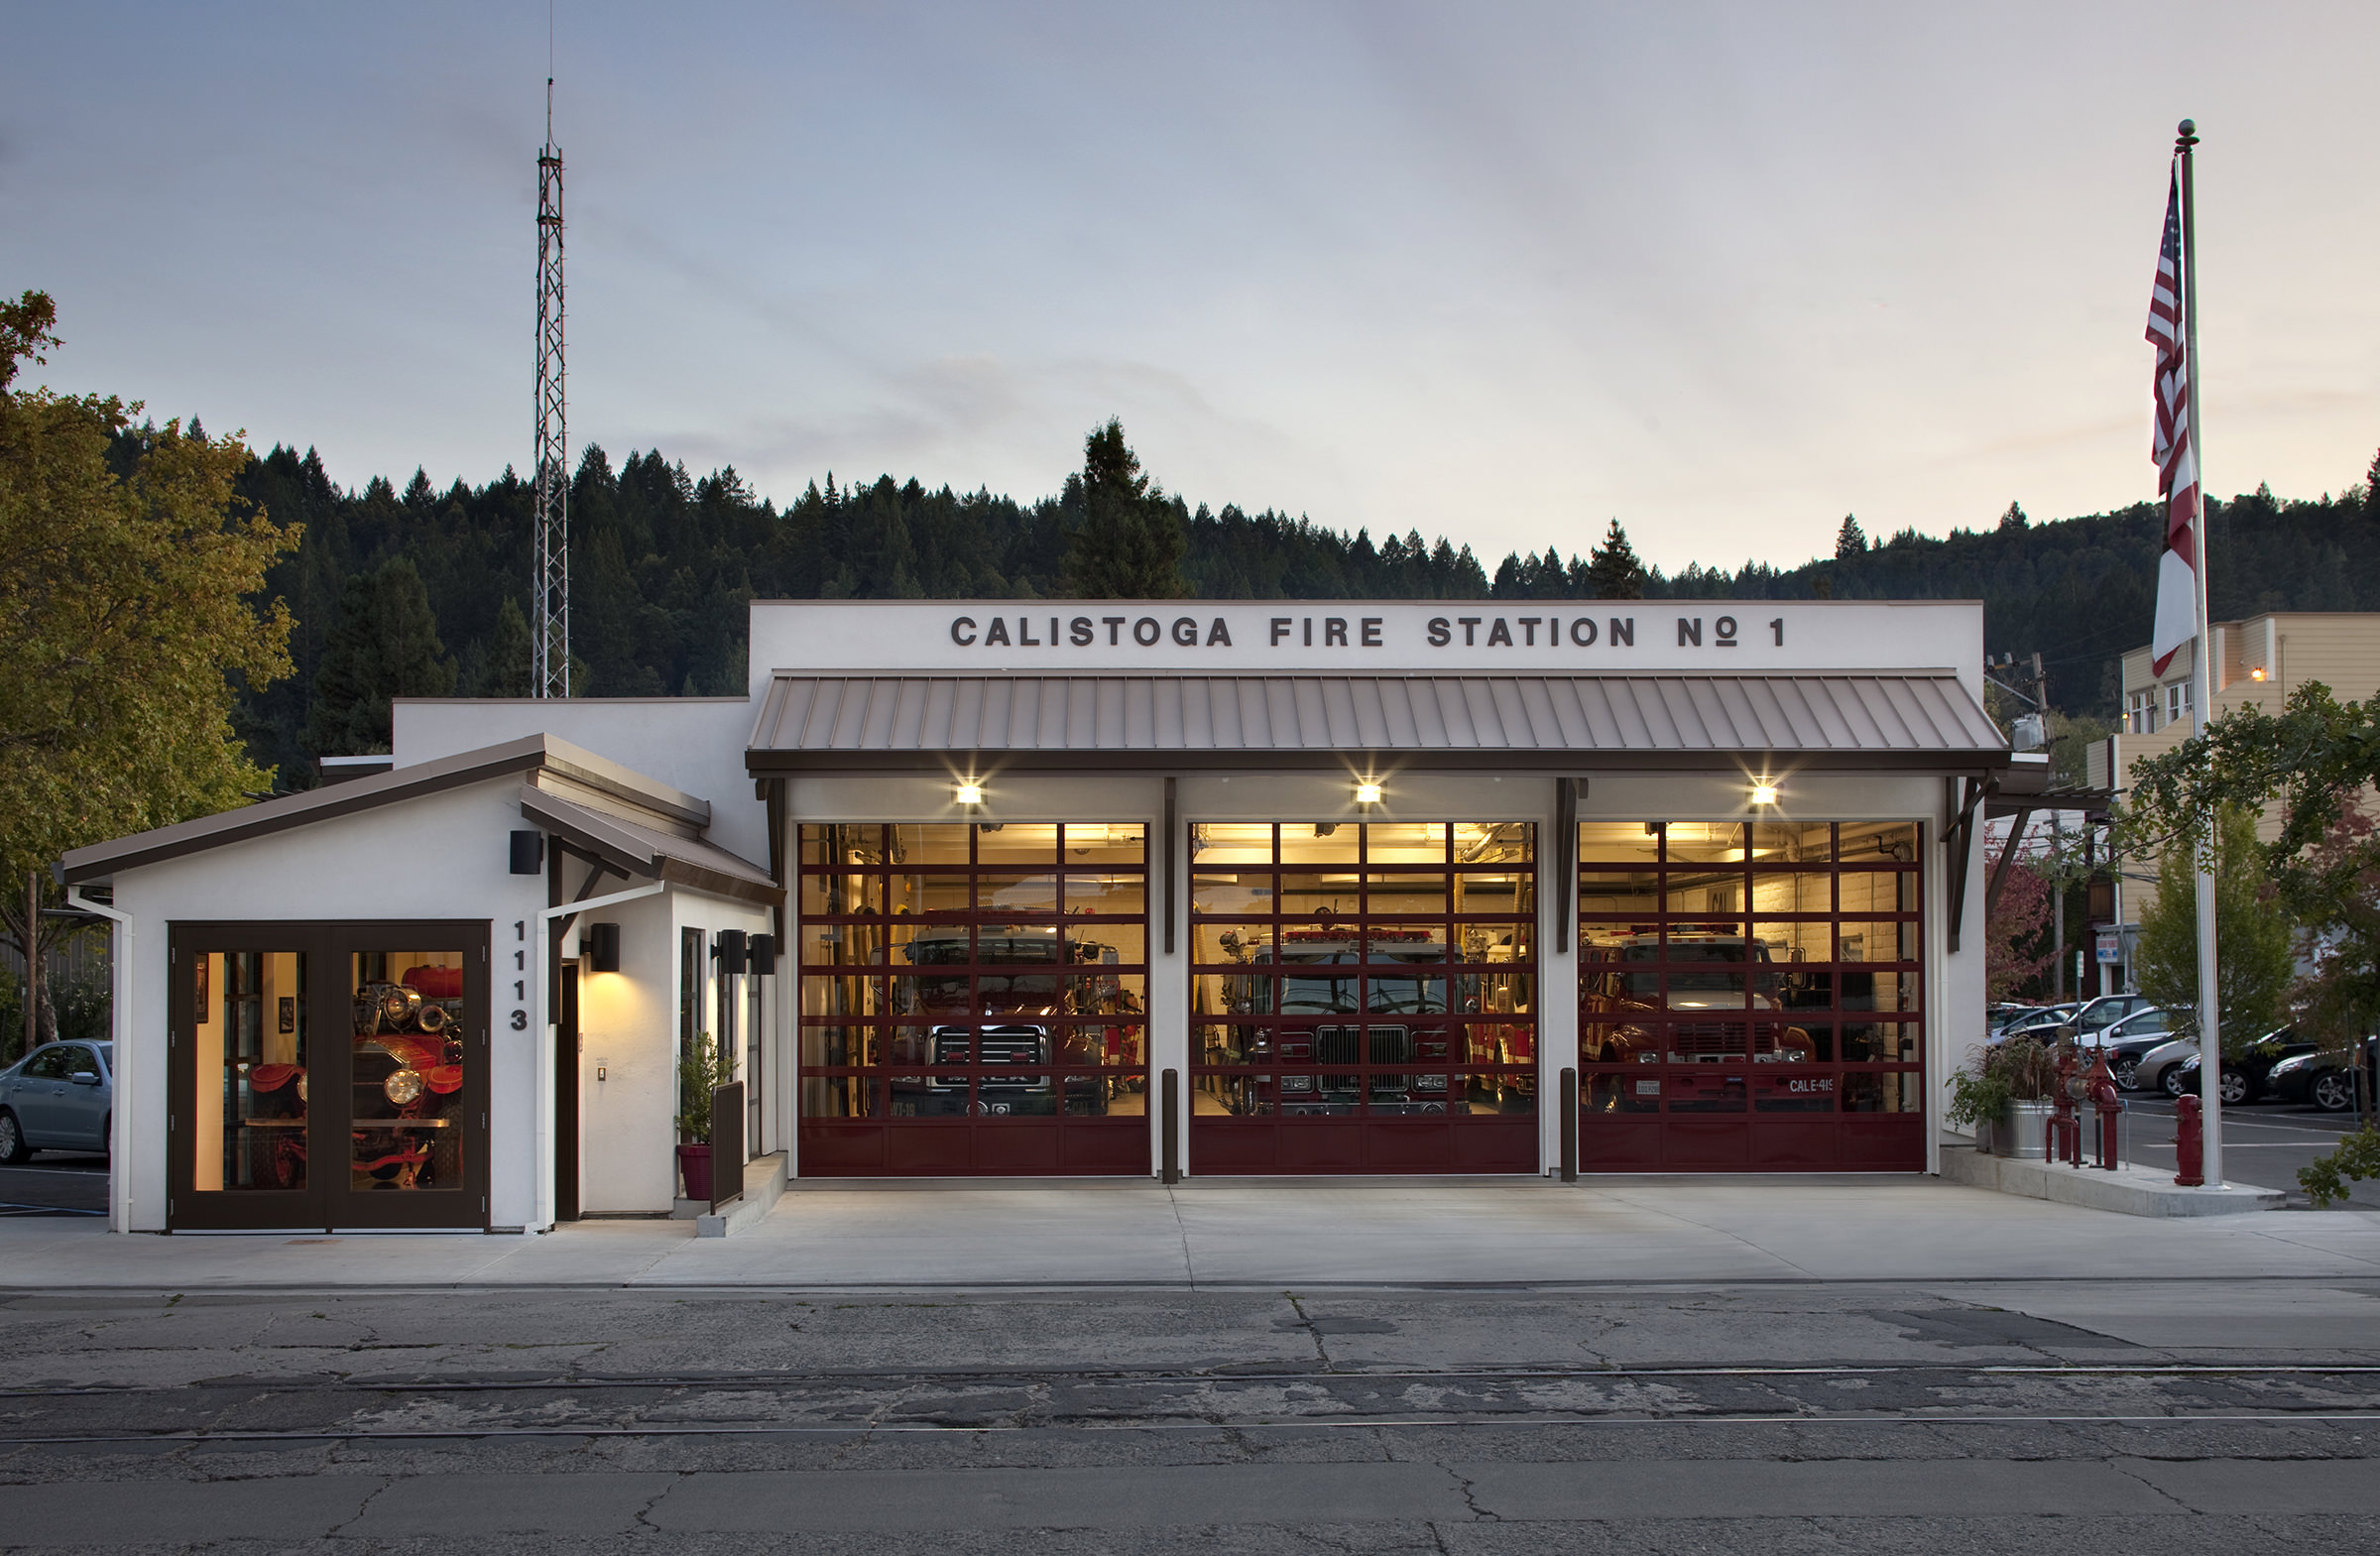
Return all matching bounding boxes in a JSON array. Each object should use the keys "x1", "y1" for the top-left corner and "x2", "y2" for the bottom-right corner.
[
  {"x1": 2086, "y1": 1049, "x2": 2123, "y2": 1170},
  {"x1": 2048, "y1": 1043, "x2": 2083, "y2": 1167},
  {"x1": 2173, "y1": 1094, "x2": 2204, "y2": 1187}
]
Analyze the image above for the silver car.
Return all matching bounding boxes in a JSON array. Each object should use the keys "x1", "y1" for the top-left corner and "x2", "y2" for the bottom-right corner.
[
  {"x1": 0, "y1": 1040, "x2": 114, "y2": 1162},
  {"x1": 2136, "y1": 1035, "x2": 2203, "y2": 1097}
]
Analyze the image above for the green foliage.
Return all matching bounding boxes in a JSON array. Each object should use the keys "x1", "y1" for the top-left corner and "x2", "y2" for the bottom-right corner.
[
  {"x1": 675, "y1": 1032, "x2": 733, "y2": 1143},
  {"x1": 1585, "y1": 521, "x2": 1646, "y2": 599},
  {"x1": 477, "y1": 596, "x2": 534, "y2": 698},
  {"x1": 0, "y1": 291, "x2": 59, "y2": 392},
  {"x1": 2, "y1": 293, "x2": 297, "y2": 1048},
  {"x1": 1948, "y1": 1039, "x2": 2063, "y2": 1128},
  {"x1": 2131, "y1": 803, "x2": 2295, "y2": 1052},
  {"x1": 1059, "y1": 419, "x2": 1188, "y2": 599},
  {"x1": 2299, "y1": 1126, "x2": 2380, "y2": 1208},
  {"x1": 1834, "y1": 514, "x2": 1866, "y2": 558},
  {"x1": 304, "y1": 555, "x2": 457, "y2": 756}
]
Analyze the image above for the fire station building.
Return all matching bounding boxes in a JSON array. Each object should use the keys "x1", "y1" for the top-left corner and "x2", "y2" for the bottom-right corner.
[{"x1": 62, "y1": 598, "x2": 2008, "y2": 1233}]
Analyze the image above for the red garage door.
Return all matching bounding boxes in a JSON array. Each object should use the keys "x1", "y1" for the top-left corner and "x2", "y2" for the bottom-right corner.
[
  {"x1": 796, "y1": 822, "x2": 1150, "y2": 1176},
  {"x1": 1190, "y1": 821, "x2": 1539, "y2": 1175},
  {"x1": 1578, "y1": 819, "x2": 1926, "y2": 1172}
]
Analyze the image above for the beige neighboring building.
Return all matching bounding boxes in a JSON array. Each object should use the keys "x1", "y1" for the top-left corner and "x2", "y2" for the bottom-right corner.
[{"x1": 2090, "y1": 612, "x2": 2380, "y2": 971}]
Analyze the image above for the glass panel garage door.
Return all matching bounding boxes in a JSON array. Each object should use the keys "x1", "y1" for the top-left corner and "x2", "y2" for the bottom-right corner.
[
  {"x1": 1578, "y1": 820, "x2": 1924, "y2": 1171},
  {"x1": 1192, "y1": 821, "x2": 1537, "y2": 1174},
  {"x1": 797, "y1": 823, "x2": 1150, "y2": 1176}
]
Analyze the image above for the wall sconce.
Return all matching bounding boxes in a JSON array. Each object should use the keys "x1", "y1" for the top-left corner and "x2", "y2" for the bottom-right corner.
[
  {"x1": 713, "y1": 928, "x2": 748, "y2": 975},
  {"x1": 1749, "y1": 780, "x2": 1780, "y2": 806},
  {"x1": 585, "y1": 921, "x2": 621, "y2": 973},
  {"x1": 747, "y1": 934, "x2": 776, "y2": 976},
  {"x1": 1354, "y1": 780, "x2": 1383, "y2": 806},
  {"x1": 955, "y1": 779, "x2": 985, "y2": 806},
  {"x1": 509, "y1": 830, "x2": 544, "y2": 876}
]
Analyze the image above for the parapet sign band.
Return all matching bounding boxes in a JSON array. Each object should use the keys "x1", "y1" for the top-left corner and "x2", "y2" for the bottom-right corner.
[{"x1": 946, "y1": 614, "x2": 1787, "y2": 651}]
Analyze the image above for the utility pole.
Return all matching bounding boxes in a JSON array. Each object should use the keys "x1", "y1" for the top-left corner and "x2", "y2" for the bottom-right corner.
[{"x1": 532, "y1": 77, "x2": 569, "y2": 699}]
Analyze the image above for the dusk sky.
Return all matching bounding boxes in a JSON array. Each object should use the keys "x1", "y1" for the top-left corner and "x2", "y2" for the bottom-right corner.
[{"x1": 4, "y1": 3, "x2": 2374, "y2": 573}]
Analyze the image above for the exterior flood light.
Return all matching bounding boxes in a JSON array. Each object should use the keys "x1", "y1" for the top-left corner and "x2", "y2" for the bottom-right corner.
[
  {"x1": 1354, "y1": 781, "x2": 1383, "y2": 805},
  {"x1": 1749, "y1": 781, "x2": 1780, "y2": 806},
  {"x1": 2250, "y1": 666, "x2": 2268, "y2": 681},
  {"x1": 955, "y1": 780, "x2": 985, "y2": 806}
]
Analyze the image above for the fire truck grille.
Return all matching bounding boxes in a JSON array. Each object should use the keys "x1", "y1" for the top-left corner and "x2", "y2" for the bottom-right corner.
[{"x1": 1313, "y1": 1024, "x2": 1414, "y2": 1065}]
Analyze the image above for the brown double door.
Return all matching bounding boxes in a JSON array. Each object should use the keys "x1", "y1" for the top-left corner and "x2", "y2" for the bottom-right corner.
[{"x1": 168, "y1": 921, "x2": 491, "y2": 1231}]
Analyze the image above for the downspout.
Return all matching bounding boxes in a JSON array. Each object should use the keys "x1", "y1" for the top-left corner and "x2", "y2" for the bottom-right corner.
[{"x1": 64, "y1": 885, "x2": 132, "y2": 1234}]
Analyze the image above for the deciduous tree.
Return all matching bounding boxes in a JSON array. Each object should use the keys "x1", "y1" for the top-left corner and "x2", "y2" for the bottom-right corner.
[
  {"x1": 0, "y1": 293, "x2": 297, "y2": 1059},
  {"x1": 2129, "y1": 802, "x2": 2296, "y2": 1051}
]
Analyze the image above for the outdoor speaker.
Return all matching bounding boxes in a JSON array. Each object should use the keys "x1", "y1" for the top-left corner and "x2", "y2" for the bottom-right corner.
[
  {"x1": 714, "y1": 928, "x2": 748, "y2": 975},
  {"x1": 509, "y1": 830, "x2": 544, "y2": 875},
  {"x1": 746, "y1": 934, "x2": 776, "y2": 976},
  {"x1": 586, "y1": 921, "x2": 621, "y2": 974}
]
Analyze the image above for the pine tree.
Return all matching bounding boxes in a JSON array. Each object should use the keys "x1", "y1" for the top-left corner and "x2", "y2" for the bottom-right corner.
[
  {"x1": 479, "y1": 596, "x2": 533, "y2": 697},
  {"x1": 305, "y1": 557, "x2": 458, "y2": 755},
  {"x1": 1834, "y1": 514, "x2": 1867, "y2": 558},
  {"x1": 1998, "y1": 501, "x2": 2028, "y2": 533},
  {"x1": 1059, "y1": 419, "x2": 1187, "y2": 598},
  {"x1": 1584, "y1": 520, "x2": 1645, "y2": 599}
]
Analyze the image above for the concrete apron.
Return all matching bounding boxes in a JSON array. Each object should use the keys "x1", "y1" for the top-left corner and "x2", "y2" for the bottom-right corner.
[{"x1": 7, "y1": 1172, "x2": 2380, "y2": 1288}]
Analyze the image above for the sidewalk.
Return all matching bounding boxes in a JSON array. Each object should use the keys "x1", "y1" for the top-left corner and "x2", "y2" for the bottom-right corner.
[{"x1": 5, "y1": 1174, "x2": 2380, "y2": 1289}]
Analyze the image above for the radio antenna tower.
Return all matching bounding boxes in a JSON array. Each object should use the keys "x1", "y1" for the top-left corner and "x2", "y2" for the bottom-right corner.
[{"x1": 532, "y1": 75, "x2": 569, "y2": 697}]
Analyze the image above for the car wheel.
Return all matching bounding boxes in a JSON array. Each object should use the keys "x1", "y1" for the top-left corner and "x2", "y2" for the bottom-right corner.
[
  {"x1": 0, "y1": 1109, "x2": 28, "y2": 1165},
  {"x1": 2217, "y1": 1068, "x2": 2251, "y2": 1106},
  {"x1": 2112, "y1": 1057, "x2": 2141, "y2": 1090},
  {"x1": 2312, "y1": 1071, "x2": 2357, "y2": 1113},
  {"x1": 2161, "y1": 1067, "x2": 2188, "y2": 1098}
]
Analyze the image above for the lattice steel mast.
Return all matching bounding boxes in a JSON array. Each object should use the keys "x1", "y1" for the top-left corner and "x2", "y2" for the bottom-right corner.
[{"x1": 533, "y1": 77, "x2": 569, "y2": 698}]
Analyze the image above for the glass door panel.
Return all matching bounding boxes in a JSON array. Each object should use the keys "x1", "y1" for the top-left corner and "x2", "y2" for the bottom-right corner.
[
  {"x1": 347, "y1": 950, "x2": 470, "y2": 1195},
  {"x1": 190, "y1": 949, "x2": 309, "y2": 1196}
]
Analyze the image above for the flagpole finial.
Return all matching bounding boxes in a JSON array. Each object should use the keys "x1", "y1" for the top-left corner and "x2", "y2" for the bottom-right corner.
[{"x1": 2177, "y1": 118, "x2": 2199, "y2": 149}]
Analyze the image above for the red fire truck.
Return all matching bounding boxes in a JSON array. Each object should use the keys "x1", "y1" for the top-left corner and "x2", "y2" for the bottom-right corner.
[{"x1": 887, "y1": 926, "x2": 1123, "y2": 1117}]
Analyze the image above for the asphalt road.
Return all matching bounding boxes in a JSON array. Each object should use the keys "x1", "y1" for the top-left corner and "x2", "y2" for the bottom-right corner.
[
  {"x1": 2112, "y1": 1093, "x2": 2380, "y2": 1209},
  {"x1": 2, "y1": 1282, "x2": 2378, "y2": 1551},
  {"x1": 0, "y1": 1153, "x2": 105, "y2": 1218}
]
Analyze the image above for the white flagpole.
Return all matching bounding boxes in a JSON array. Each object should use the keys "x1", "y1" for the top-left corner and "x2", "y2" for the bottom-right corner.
[{"x1": 2179, "y1": 118, "x2": 2223, "y2": 1188}]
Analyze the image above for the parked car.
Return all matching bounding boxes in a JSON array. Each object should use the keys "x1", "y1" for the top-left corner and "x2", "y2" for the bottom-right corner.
[
  {"x1": 2139, "y1": 1035, "x2": 2205, "y2": 1097},
  {"x1": 2089, "y1": 1006, "x2": 2182, "y2": 1090},
  {"x1": 2070, "y1": 993, "x2": 2155, "y2": 1036},
  {"x1": 2166, "y1": 1029, "x2": 2320, "y2": 1106},
  {"x1": 0, "y1": 1039, "x2": 114, "y2": 1162},
  {"x1": 1992, "y1": 1004, "x2": 2081, "y2": 1045},
  {"x1": 2265, "y1": 1037, "x2": 2377, "y2": 1114}
]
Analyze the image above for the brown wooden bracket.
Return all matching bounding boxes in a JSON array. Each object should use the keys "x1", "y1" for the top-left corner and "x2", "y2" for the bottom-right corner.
[
  {"x1": 1942, "y1": 774, "x2": 1997, "y2": 954},
  {"x1": 1984, "y1": 804, "x2": 2038, "y2": 922},
  {"x1": 1553, "y1": 777, "x2": 1580, "y2": 955}
]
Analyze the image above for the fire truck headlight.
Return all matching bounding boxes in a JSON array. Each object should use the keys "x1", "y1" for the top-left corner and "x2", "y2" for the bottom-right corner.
[
  {"x1": 1281, "y1": 1075, "x2": 1316, "y2": 1092},
  {"x1": 1417, "y1": 1074, "x2": 1448, "y2": 1090}
]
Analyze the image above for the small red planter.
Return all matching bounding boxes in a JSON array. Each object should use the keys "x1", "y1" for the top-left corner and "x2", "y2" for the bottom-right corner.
[{"x1": 676, "y1": 1143, "x2": 713, "y2": 1203}]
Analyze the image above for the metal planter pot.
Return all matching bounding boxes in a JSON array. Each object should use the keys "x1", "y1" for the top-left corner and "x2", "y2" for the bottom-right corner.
[{"x1": 2000, "y1": 1099, "x2": 2054, "y2": 1160}]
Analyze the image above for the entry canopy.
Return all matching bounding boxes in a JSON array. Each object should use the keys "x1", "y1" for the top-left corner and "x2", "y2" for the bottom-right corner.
[{"x1": 747, "y1": 672, "x2": 2009, "y2": 773}]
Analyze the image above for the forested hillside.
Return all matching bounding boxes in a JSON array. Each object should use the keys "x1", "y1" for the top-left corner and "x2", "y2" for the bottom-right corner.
[{"x1": 133, "y1": 419, "x2": 2378, "y2": 788}]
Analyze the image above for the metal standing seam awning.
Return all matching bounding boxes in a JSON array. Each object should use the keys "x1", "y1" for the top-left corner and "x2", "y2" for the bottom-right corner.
[{"x1": 745, "y1": 672, "x2": 2011, "y2": 773}]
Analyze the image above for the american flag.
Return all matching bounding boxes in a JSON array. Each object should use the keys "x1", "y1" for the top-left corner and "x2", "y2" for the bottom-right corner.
[{"x1": 2147, "y1": 167, "x2": 2198, "y2": 677}]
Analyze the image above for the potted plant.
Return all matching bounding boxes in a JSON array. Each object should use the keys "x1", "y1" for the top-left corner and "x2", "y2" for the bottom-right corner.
[
  {"x1": 675, "y1": 1033, "x2": 731, "y2": 1202},
  {"x1": 1948, "y1": 1038, "x2": 2065, "y2": 1158}
]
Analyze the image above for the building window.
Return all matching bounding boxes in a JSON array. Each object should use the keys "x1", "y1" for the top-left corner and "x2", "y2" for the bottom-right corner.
[
  {"x1": 1577, "y1": 820, "x2": 1923, "y2": 1170},
  {"x1": 2126, "y1": 689, "x2": 2153, "y2": 734},
  {"x1": 2166, "y1": 681, "x2": 2190, "y2": 726}
]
